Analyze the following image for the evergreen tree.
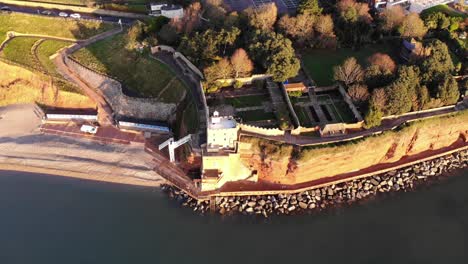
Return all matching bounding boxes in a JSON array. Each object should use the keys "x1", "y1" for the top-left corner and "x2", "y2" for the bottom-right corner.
[
  {"x1": 298, "y1": 0, "x2": 322, "y2": 16},
  {"x1": 437, "y1": 75, "x2": 460, "y2": 105}
]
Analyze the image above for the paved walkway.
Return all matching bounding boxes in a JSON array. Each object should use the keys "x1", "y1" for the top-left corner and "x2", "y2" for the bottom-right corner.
[{"x1": 242, "y1": 105, "x2": 461, "y2": 146}]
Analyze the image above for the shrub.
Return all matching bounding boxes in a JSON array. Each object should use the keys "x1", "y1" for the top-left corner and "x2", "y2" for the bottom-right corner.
[{"x1": 233, "y1": 80, "x2": 243, "y2": 89}]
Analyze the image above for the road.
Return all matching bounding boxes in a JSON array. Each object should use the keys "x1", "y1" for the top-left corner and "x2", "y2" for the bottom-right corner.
[{"x1": 0, "y1": 2, "x2": 135, "y2": 24}]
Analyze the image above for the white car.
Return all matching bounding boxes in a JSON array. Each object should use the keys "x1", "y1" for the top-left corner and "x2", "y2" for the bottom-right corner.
[
  {"x1": 80, "y1": 125, "x2": 98, "y2": 134},
  {"x1": 70, "y1": 13, "x2": 81, "y2": 19},
  {"x1": 58, "y1": 12, "x2": 68, "y2": 17}
]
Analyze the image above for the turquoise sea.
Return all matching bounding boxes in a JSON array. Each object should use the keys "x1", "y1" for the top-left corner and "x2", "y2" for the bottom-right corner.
[{"x1": 0, "y1": 169, "x2": 467, "y2": 264}]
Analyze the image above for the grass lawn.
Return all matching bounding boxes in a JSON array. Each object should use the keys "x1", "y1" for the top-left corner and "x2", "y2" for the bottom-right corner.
[
  {"x1": 302, "y1": 43, "x2": 397, "y2": 87},
  {"x1": 237, "y1": 109, "x2": 275, "y2": 122},
  {"x1": 421, "y1": 4, "x2": 467, "y2": 18},
  {"x1": 1, "y1": 37, "x2": 41, "y2": 69},
  {"x1": 225, "y1": 95, "x2": 266, "y2": 108},
  {"x1": 71, "y1": 33, "x2": 187, "y2": 103},
  {"x1": 36, "y1": 39, "x2": 73, "y2": 77},
  {"x1": 294, "y1": 105, "x2": 314, "y2": 127},
  {"x1": 181, "y1": 101, "x2": 199, "y2": 134},
  {"x1": 0, "y1": 13, "x2": 114, "y2": 41}
]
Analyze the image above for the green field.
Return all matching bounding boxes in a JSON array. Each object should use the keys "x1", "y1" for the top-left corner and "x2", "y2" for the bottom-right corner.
[
  {"x1": 22, "y1": 0, "x2": 150, "y2": 13},
  {"x1": 72, "y1": 33, "x2": 188, "y2": 103},
  {"x1": 36, "y1": 40, "x2": 73, "y2": 77},
  {"x1": 302, "y1": 43, "x2": 397, "y2": 87},
  {"x1": 0, "y1": 13, "x2": 114, "y2": 41},
  {"x1": 237, "y1": 109, "x2": 276, "y2": 122},
  {"x1": 225, "y1": 95, "x2": 266, "y2": 108},
  {"x1": 421, "y1": 4, "x2": 467, "y2": 18},
  {"x1": 1, "y1": 37, "x2": 41, "y2": 68}
]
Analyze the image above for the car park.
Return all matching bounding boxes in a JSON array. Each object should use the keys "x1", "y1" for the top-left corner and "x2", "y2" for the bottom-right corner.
[
  {"x1": 58, "y1": 12, "x2": 68, "y2": 17},
  {"x1": 70, "y1": 13, "x2": 81, "y2": 19}
]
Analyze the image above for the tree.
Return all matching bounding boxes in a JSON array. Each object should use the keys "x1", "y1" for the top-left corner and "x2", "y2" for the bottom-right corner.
[
  {"x1": 399, "y1": 13, "x2": 427, "y2": 38},
  {"x1": 230, "y1": 48, "x2": 254, "y2": 78},
  {"x1": 337, "y1": 0, "x2": 372, "y2": 24},
  {"x1": 178, "y1": 29, "x2": 220, "y2": 66},
  {"x1": 218, "y1": 27, "x2": 241, "y2": 55},
  {"x1": 248, "y1": 31, "x2": 300, "y2": 82},
  {"x1": 364, "y1": 65, "x2": 394, "y2": 89},
  {"x1": 381, "y1": 5, "x2": 405, "y2": 32},
  {"x1": 333, "y1": 57, "x2": 364, "y2": 86},
  {"x1": 422, "y1": 12, "x2": 450, "y2": 30},
  {"x1": 385, "y1": 82, "x2": 412, "y2": 115},
  {"x1": 245, "y1": 3, "x2": 278, "y2": 31},
  {"x1": 370, "y1": 88, "x2": 387, "y2": 111},
  {"x1": 158, "y1": 24, "x2": 179, "y2": 45},
  {"x1": 127, "y1": 20, "x2": 145, "y2": 49},
  {"x1": 437, "y1": 75, "x2": 460, "y2": 105},
  {"x1": 367, "y1": 53, "x2": 396, "y2": 73},
  {"x1": 278, "y1": 14, "x2": 315, "y2": 46},
  {"x1": 297, "y1": 0, "x2": 322, "y2": 16},
  {"x1": 364, "y1": 103, "x2": 383, "y2": 128},
  {"x1": 420, "y1": 40, "x2": 454, "y2": 84},
  {"x1": 314, "y1": 14, "x2": 335, "y2": 36},
  {"x1": 203, "y1": 58, "x2": 234, "y2": 84},
  {"x1": 347, "y1": 84, "x2": 370, "y2": 106},
  {"x1": 170, "y1": 2, "x2": 201, "y2": 34}
]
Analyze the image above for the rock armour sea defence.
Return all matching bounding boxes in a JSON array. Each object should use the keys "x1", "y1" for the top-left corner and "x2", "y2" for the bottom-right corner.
[{"x1": 164, "y1": 150, "x2": 468, "y2": 217}]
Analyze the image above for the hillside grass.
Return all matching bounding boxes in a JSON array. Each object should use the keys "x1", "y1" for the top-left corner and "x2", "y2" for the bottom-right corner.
[
  {"x1": 71, "y1": 32, "x2": 188, "y2": 103},
  {"x1": 1, "y1": 37, "x2": 41, "y2": 68},
  {"x1": 36, "y1": 39, "x2": 73, "y2": 77},
  {"x1": 0, "y1": 61, "x2": 94, "y2": 108},
  {"x1": 0, "y1": 13, "x2": 114, "y2": 41},
  {"x1": 302, "y1": 43, "x2": 397, "y2": 86},
  {"x1": 421, "y1": 4, "x2": 468, "y2": 18}
]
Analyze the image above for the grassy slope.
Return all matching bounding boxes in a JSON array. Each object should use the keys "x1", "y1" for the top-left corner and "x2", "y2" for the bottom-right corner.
[
  {"x1": 421, "y1": 4, "x2": 468, "y2": 18},
  {"x1": 0, "y1": 13, "x2": 114, "y2": 41},
  {"x1": 71, "y1": 33, "x2": 187, "y2": 103},
  {"x1": 302, "y1": 43, "x2": 396, "y2": 87},
  {"x1": 36, "y1": 39, "x2": 73, "y2": 77},
  {"x1": 1, "y1": 37, "x2": 41, "y2": 69}
]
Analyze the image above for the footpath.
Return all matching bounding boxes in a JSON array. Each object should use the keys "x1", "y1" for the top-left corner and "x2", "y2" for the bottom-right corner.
[{"x1": 0, "y1": 0, "x2": 148, "y2": 19}]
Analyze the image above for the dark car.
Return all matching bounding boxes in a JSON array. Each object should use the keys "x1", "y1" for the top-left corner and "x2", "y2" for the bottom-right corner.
[{"x1": 0, "y1": 6, "x2": 12, "y2": 13}]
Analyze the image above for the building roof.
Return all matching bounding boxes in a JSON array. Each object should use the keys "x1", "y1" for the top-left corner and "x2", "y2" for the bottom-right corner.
[
  {"x1": 284, "y1": 82, "x2": 307, "y2": 91},
  {"x1": 208, "y1": 116, "x2": 237, "y2": 130}
]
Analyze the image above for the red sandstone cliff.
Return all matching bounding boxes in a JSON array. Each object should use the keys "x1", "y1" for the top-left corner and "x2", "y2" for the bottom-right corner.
[{"x1": 239, "y1": 112, "x2": 468, "y2": 185}]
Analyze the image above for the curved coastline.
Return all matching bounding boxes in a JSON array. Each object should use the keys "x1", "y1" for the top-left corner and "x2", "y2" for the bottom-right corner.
[{"x1": 0, "y1": 163, "x2": 165, "y2": 187}]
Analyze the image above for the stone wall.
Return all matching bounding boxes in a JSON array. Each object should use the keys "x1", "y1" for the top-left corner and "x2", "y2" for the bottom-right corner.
[
  {"x1": 239, "y1": 123, "x2": 285, "y2": 136},
  {"x1": 152, "y1": 45, "x2": 204, "y2": 79},
  {"x1": 215, "y1": 74, "x2": 272, "y2": 86},
  {"x1": 65, "y1": 57, "x2": 176, "y2": 121},
  {"x1": 337, "y1": 84, "x2": 363, "y2": 122}
]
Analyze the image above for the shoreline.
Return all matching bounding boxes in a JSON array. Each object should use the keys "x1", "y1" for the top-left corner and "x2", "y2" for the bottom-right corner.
[
  {"x1": 0, "y1": 163, "x2": 166, "y2": 187},
  {"x1": 165, "y1": 148, "x2": 468, "y2": 216}
]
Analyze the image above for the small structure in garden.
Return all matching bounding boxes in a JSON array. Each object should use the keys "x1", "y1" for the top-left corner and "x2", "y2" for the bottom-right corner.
[
  {"x1": 284, "y1": 82, "x2": 308, "y2": 93},
  {"x1": 319, "y1": 123, "x2": 346, "y2": 137}
]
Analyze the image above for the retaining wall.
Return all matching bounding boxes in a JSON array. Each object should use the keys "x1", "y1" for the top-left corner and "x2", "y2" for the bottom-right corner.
[
  {"x1": 215, "y1": 74, "x2": 272, "y2": 86},
  {"x1": 239, "y1": 123, "x2": 285, "y2": 136},
  {"x1": 65, "y1": 57, "x2": 176, "y2": 121},
  {"x1": 152, "y1": 45, "x2": 204, "y2": 79}
]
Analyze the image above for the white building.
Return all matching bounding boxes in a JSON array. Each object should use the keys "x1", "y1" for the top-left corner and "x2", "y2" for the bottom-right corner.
[
  {"x1": 206, "y1": 111, "x2": 239, "y2": 151},
  {"x1": 371, "y1": 0, "x2": 455, "y2": 13},
  {"x1": 149, "y1": 2, "x2": 184, "y2": 19}
]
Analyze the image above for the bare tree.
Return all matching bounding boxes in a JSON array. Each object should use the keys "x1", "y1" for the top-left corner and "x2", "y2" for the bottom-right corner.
[
  {"x1": 381, "y1": 5, "x2": 405, "y2": 32},
  {"x1": 333, "y1": 57, "x2": 364, "y2": 86},
  {"x1": 278, "y1": 14, "x2": 315, "y2": 45},
  {"x1": 367, "y1": 53, "x2": 397, "y2": 73},
  {"x1": 399, "y1": 13, "x2": 427, "y2": 39},
  {"x1": 314, "y1": 14, "x2": 335, "y2": 36},
  {"x1": 370, "y1": 88, "x2": 387, "y2": 111},
  {"x1": 245, "y1": 3, "x2": 278, "y2": 31},
  {"x1": 230, "y1": 48, "x2": 254, "y2": 78},
  {"x1": 348, "y1": 84, "x2": 370, "y2": 104},
  {"x1": 170, "y1": 2, "x2": 202, "y2": 34}
]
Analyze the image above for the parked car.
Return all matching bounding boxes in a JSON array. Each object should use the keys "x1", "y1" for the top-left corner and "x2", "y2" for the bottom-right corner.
[
  {"x1": 70, "y1": 13, "x2": 81, "y2": 19},
  {"x1": 41, "y1": 10, "x2": 53, "y2": 16},
  {"x1": 80, "y1": 125, "x2": 98, "y2": 134},
  {"x1": 58, "y1": 12, "x2": 68, "y2": 17},
  {"x1": 0, "y1": 6, "x2": 12, "y2": 13}
]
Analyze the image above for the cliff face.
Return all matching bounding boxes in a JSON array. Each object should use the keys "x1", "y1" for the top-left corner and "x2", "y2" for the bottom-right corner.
[{"x1": 240, "y1": 112, "x2": 468, "y2": 185}]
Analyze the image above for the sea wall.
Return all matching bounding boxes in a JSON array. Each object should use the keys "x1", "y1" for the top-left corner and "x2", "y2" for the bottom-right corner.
[
  {"x1": 241, "y1": 111, "x2": 468, "y2": 185},
  {"x1": 164, "y1": 148, "x2": 468, "y2": 216}
]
